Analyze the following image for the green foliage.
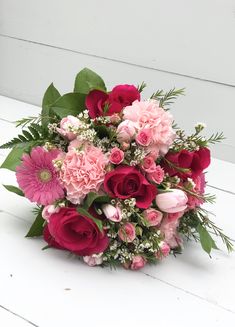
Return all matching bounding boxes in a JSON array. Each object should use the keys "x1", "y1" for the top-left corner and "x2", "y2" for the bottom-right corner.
[
  {"x1": 84, "y1": 192, "x2": 110, "y2": 210},
  {"x1": 74, "y1": 68, "x2": 106, "y2": 94},
  {"x1": 2, "y1": 185, "x2": 24, "y2": 196},
  {"x1": 0, "y1": 123, "x2": 48, "y2": 150},
  {"x1": 25, "y1": 208, "x2": 45, "y2": 237},
  {"x1": 77, "y1": 207, "x2": 103, "y2": 231},
  {"x1": 51, "y1": 92, "x2": 86, "y2": 118},
  {"x1": 0, "y1": 146, "x2": 26, "y2": 171},
  {"x1": 15, "y1": 116, "x2": 41, "y2": 128},
  {"x1": 151, "y1": 88, "x2": 185, "y2": 109},
  {"x1": 41, "y1": 83, "x2": 61, "y2": 127},
  {"x1": 137, "y1": 81, "x2": 147, "y2": 93},
  {"x1": 197, "y1": 224, "x2": 218, "y2": 255}
]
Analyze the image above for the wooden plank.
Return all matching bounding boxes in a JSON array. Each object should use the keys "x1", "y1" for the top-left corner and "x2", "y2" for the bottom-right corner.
[
  {"x1": 0, "y1": 212, "x2": 235, "y2": 326},
  {"x1": 0, "y1": 38, "x2": 234, "y2": 162},
  {"x1": 0, "y1": 0, "x2": 235, "y2": 85}
]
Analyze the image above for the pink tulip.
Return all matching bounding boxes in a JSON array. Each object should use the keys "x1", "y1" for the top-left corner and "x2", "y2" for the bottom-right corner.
[{"x1": 156, "y1": 189, "x2": 188, "y2": 213}]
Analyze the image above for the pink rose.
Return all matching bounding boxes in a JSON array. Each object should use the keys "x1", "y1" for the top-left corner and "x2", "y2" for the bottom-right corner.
[
  {"x1": 83, "y1": 254, "x2": 103, "y2": 266},
  {"x1": 42, "y1": 205, "x2": 60, "y2": 222},
  {"x1": 57, "y1": 115, "x2": 81, "y2": 140},
  {"x1": 156, "y1": 189, "x2": 188, "y2": 213},
  {"x1": 147, "y1": 165, "x2": 164, "y2": 184},
  {"x1": 155, "y1": 241, "x2": 171, "y2": 259},
  {"x1": 160, "y1": 218, "x2": 182, "y2": 248},
  {"x1": 141, "y1": 155, "x2": 156, "y2": 173},
  {"x1": 136, "y1": 129, "x2": 152, "y2": 146},
  {"x1": 143, "y1": 208, "x2": 163, "y2": 227},
  {"x1": 109, "y1": 147, "x2": 124, "y2": 165},
  {"x1": 118, "y1": 222, "x2": 136, "y2": 243},
  {"x1": 116, "y1": 120, "x2": 136, "y2": 144},
  {"x1": 131, "y1": 255, "x2": 146, "y2": 270},
  {"x1": 102, "y1": 204, "x2": 122, "y2": 222}
]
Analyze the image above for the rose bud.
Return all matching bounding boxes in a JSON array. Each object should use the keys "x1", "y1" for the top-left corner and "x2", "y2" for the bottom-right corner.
[
  {"x1": 155, "y1": 189, "x2": 188, "y2": 213},
  {"x1": 57, "y1": 115, "x2": 81, "y2": 140},
  {"x1": 143, "y1": 208, "x2": 163, "y2": 227},
  {"x1": 147, "y1": 165, "x2": 165, "y2": 184},
  {"x1": 155, "y1": 241, "x2": 171, "y2": 259},
  {"x1": 102, "y1": 204, "x2": 122, "y2": 222},
  {"x1": 109, "y1": 147, "x2": 124, "y2": 165},
  {"x1": 118, "y1": 222, "x2": 136, "y2": 242},
  {"x1": 131, "y1": 255, "x2": 146, "y2": 270},
  {"x1": 83, "y1": 254, "x2": 103, "y2": 267},
  {"x1": 136, "y1": 129, "x2": 152, "y2": 146},
  {"x1": 116, "y1": 120, "x2": 136, "y2": 144},
  {"x1": 141, "y1": 155, "x2": 156, "y2": 173},
  {"x1": 42, "y1": 205, "x2": 60, "y2": 222}
]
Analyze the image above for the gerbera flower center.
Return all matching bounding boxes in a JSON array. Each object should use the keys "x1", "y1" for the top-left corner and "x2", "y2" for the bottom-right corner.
[{"x1": 38, "y1": 169, "x2": 52, "y2": 183}]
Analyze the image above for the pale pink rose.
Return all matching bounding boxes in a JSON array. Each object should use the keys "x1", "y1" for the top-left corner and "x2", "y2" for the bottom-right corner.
[
  {"x1": 59, "y1": 145, "x2": 108, "y2": 204},
  {"x1": 141, "y1": 155, "x2": 156, "y2": 173},
  {"x1": 147, "y1": 165, "x2": 164, "y2": 184},
  {"x1": 67, "y1": 138, "x2": 84, "y2": 151},
  {"x1": 120, "y1": 142, "x2": 130, "y2": 151},
  {"x1": 167, "y1": 211, "x2": 184, "y2": 222},
  {"x1": 109, "y1": 147, "x2": 124, "y2": 165},
  {"x1": 109, "y1": 113, "x2": 121, "y2": 124},
  {"x1": 83, "y1": 254, "x2": 103, "y2": 266},
  {"x1": 42, "y1": 205, "x2": 60, "y2": 222},
  {"x1": 131, "y1": 255, "x2": 146, "y2": 270},
  {"x1": 102, "y1": 204, "x2": 122, "y2": 222},
  {"x1": 118, "y1": 223, "x2": 136, "y2": 243},
  {"x1": 143, "y1": 208, "x2": 163, "y2": 226},
  {"x1": 155, "y1": 241, "x2": 171, "y2": 259},
  {"x1": 57, "y1": 115, "x2": 81, "y2": 140},
  {"x1": 116, "y1": 120, "x2": 136, "y2": 144},
  {"x1": 123, "y1": 100, "x2": 175, "y2": 154},
  {"x1": 136, "y1": 129, "x2": 152, "y2": 146},
  {"x1": 160, "y1": 218, "x2": 182, "y2": 248},
  {"x1": 156, "y1": 189, "x2": 188, "y2": 213}
]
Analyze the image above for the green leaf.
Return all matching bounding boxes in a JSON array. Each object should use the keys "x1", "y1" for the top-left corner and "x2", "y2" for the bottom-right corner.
[
  {"x1": 2, "y1": 184, "x2": 24, "y2": 196},
  {"x1": 41, "y1": 83, "x2": 61, "y2": 127},
  {"x1": 25, "y1": 209, "x2": 44, "y2": 237},
  {"x1": 197, "y1": 224, "x2": 218, "y2": 255},
  {"x1": 51, "y1": 92, "x2": 86, "y2": 118},
  {"x1": 74, "y1": 68, "x2": 106, "y2": 94},
  {"x1": 84, "y1": 192, "x2": 110, "y2": 210},
  {"x1": 77, "y1": 207, "x2": 103, "y2": 231},
  {"x1": 0, "y1": 146, "x2": 25, "y2": 171}
]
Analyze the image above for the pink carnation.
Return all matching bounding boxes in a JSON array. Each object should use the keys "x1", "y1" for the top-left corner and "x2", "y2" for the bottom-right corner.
[
  {"x1": 16, "y1": 147, "x2": 64, "y2": 205},
  {"x1": 59, "y1": 145, "x2": 108, "y2": 204},
  {"x1": 123, "y1": 100, "x2": 175, "y2": 154}
]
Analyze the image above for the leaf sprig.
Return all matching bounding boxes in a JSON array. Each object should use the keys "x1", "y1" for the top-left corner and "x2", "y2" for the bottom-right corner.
[{"x1": 151, "y1": 87, "x2": 185, "y2": 109}]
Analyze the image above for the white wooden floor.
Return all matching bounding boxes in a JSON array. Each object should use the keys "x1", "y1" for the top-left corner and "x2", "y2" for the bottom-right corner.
[{"x1": 0, "y1": 95, "x2": 235, "y2": 327}]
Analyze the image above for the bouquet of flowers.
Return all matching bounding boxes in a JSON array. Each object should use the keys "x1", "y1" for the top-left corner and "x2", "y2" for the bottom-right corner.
[{"x1": 0, "y1": 68, "x2": 233, "y2": 270}]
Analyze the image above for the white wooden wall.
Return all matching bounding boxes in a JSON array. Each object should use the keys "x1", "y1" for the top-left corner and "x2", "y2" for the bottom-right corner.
[{"x1": 0, "y1": 0, "x2": 234, "y2": 162}]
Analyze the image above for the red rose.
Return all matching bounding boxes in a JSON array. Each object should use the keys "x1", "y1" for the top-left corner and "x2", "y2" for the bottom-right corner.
[
  {"x1": 46, "y1": 207, "x2": 109, "y2": 256},
  {"x1": 109, "y1": 84, "x2": 140, "y2": 108},
  {"x1": 104, "y1": 166, "x2": 157, "y2": 209},
  {"x1": 86, "y1": 84, "x2": 140, "y2": 118},
  {"x1": 43, "y1": 224, "x2": 65, "y2": 250},
  {"x1": 162, "y1": 148, "x2": 211, "y2": 179}
]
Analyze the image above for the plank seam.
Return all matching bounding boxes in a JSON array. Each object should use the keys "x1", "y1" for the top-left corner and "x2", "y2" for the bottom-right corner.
[{"x1": 0, "y1": 304, "x2": 39, "y2": 327}]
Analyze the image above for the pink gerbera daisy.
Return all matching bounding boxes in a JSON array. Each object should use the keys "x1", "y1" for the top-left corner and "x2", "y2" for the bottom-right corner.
[{"x1": 16, "y1": 146, "x2": 64, "y2": 205}]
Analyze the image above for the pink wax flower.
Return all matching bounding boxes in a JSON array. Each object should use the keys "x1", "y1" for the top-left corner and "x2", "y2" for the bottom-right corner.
[
  {"x1": 131, "y1": 255, "x2": 146, "y2": 270},
  {"x1": 42, "y1": 205, "x2": 61, "y2": 222},
  {"x1": 136, "y1": 129, "x2": 152, "y2": 146},
  {"x1": 156, "y1": 189, "x2": 188, "y2": 213},
  {"x1": 123, "y1": 100, "x2": 175, "y2": 154},
  {"x1": 57, "y1": 115, "x2": 82, "y2": 140},
  {"x1": 116, "y1": 120, "x2": 136, "y2": 144},
  {"x1": 141, "y1": 155, "x2": 157, "y2": 173},
  {"x1": 147, "y1": 165, "x2": 164, "y2": 184},
  {"x1": 143, "y1": 208, "x2": 163, "y2": 227},
  {"x1": 155, "y1": 241, "x2": 171, "y2": 259},
  {"x1": 118, "y1": 223, "x2": 136, "y2": 243},
  {"x1": 16, "y1": 146, "x2": 64, "y2": 206},
  {"x1": 83, "y1": 254, "x2": 103, "y2": 267},
  {"x1": 109, "y1": 147, "x2": 124, "y2": 165},
  {"x1": 59, "y1": 144, "x2": 108, "y2": 204},
  {"x1": 102, "y1": 204, "x2": 122, "y2": 222}
]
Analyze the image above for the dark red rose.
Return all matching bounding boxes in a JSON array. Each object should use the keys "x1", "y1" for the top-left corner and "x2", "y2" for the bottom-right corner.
[
  {"x1": 43, "y1": 224, "x2": 64, "y2": 250},
  {"x1": 162, "y1": 148, "x2": 211, "y2": 179},
  {"x1": 46, "y1": 207, "x2": 109, "y2": 256},
  {"x1": 86, "y1": 84, "x2": 140, "y2": 118},
  {"x1": 85, "y1": 90, "x2": 109, "y2": 119},
  {"x1": 104, "y1": 166, "x2": 157, "y2": 209},
  {"x1": 109, "y1": 84, "x2": 140, "y2": 108}
]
